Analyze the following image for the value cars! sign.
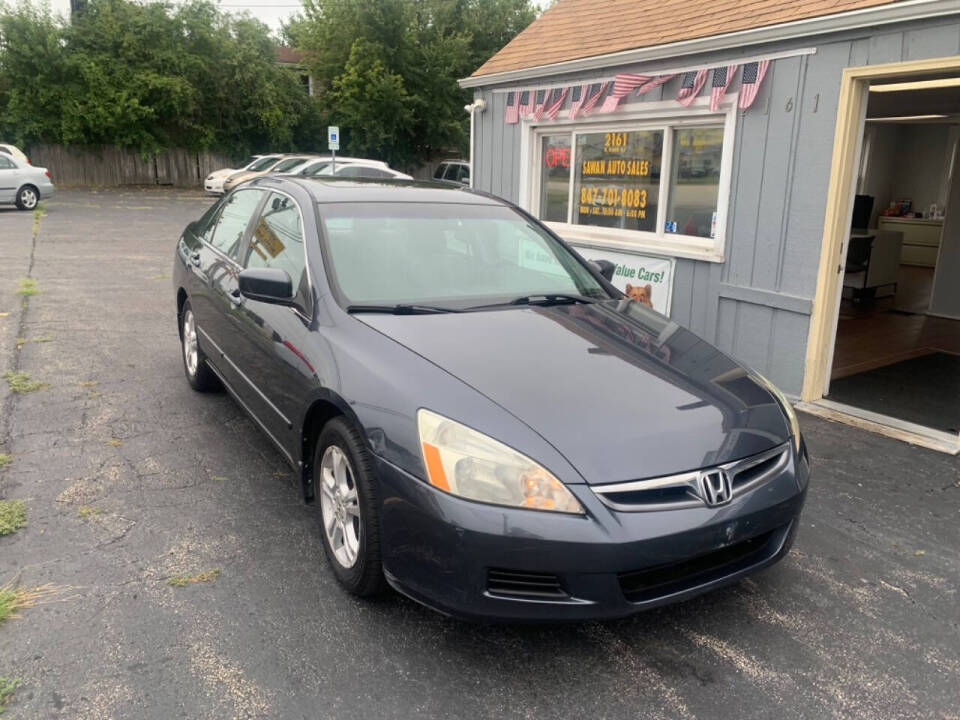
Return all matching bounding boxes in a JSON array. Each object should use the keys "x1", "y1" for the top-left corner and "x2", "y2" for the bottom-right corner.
[{"x1": 572, "y1": 245, "x2": 675, "y2": 316}]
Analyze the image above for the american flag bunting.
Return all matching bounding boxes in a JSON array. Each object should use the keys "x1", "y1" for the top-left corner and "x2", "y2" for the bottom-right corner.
[
  {"x1": 504, "y1": 91, "x2": 519, "y2": 124},
  {"x1": 518, "y1": 89, "x2": 535, "y2": 119},
  {"x1": 676, "y1": 69, "x2": 709, "y2": 106},
  {"x1": 600, "y1": 73, "x2": 652, "y2": 113},
  {"x1": 580, "y1": 82, "x2": 609, "y2": 117},
  {"x1": 531, "y1": 89, "x2": 548, "y2": 122},
  {"x1": 738, "y1": 60, "x2": 770, "y2": 109},
  {"x1": 544, "y1": 87, "x2": 570, "y2": 121},
  {"x1": 567, "y1": 84, "x2": 587, "y2": 120},
  {"x1": 709, "y1": 65, "x2": 738, "y2": 111}
]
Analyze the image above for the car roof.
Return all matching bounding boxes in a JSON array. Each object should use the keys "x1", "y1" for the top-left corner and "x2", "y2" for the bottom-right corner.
[{"x1": 249, "y1": 175, "x2": 501, "y2": 205}]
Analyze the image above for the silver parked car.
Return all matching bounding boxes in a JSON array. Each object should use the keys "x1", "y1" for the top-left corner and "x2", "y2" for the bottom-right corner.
[{"x1": 0, "y1": 154, "x2": 54, "y2": 210}]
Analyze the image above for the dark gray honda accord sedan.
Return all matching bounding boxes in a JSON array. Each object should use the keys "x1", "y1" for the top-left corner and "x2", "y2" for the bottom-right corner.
[{"x1": 173, "y1": 176, "x2": 808, "y2": 621}]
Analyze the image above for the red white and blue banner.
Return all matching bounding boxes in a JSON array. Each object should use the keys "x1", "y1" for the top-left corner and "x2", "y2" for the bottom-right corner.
[{"x1": 502, "y1": 61, "x2": 772, "y2": 124}]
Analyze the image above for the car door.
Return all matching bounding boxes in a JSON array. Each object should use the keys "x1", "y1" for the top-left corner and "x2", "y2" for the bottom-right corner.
[
  {"x1": 226, "y1": 191, "x2": 315, "y2": 455},
  {"x1": 0, "y1": 155, "x2": 18, "y2": 203},
  {"x1": 189, "y1": 188, "x2": 265, "y2": 388}
]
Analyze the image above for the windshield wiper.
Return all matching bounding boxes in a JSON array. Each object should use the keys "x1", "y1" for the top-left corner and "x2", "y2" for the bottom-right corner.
[
  {"x1": 346, "y1": 304, "x2": 461, "y2": 315},
  {"x1": 467, "y1": 293, "x2": 601, "y2": 311}
]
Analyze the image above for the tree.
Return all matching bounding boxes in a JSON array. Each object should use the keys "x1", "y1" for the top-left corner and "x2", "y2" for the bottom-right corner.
[
  {"x1": 286, "y1": 0, "x2": 537, "y2": 167},
  {"x1": 0, "y1": 0, "x2": 325, "y2": 155}
]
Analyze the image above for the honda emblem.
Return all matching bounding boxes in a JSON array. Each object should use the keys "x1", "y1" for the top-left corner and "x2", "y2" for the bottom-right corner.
[{"x1": 698, "y1": 469, "x2": 733, "y2": 507}]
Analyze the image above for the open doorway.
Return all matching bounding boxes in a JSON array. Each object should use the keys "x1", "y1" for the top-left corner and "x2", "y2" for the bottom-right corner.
[{"x1": 820, "y1": 70, "x2": 960, "y2": 443}]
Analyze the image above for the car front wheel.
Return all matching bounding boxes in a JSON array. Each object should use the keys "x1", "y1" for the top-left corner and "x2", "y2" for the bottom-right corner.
[
  {"x1": 315, "y1": 417, "x2": 386, "y2": 597},
  {"x1": 15, "y1": 185, "x2": 38, "y2": 211}
]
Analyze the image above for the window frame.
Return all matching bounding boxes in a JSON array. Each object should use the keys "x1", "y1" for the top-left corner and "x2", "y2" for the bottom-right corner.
[
  {"x1": 237, "y1": 188, "x2": 315, "y2": 322},
  {"x1": 207, "y1": 188, "x2": 265, "y2": 262},
  {"x1": 520, "y1": 96, "x2": 738, "y2": 263}
]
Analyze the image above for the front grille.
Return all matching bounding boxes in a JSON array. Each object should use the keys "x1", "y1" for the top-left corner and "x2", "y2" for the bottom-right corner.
[
  {"x1": 592, "y1": 443, "x2": 790, "y2": 512},
  {"x1": 618, "y1": 528, "x2": 780, "y2": 603},
  {"x1": 487, "y1": 569, "x2": 568, "y2": 599}
]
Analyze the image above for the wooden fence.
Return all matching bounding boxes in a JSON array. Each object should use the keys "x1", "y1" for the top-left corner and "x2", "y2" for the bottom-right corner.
[{"x1": 26, "y1": 144, "x2": 238, "y2": 188}]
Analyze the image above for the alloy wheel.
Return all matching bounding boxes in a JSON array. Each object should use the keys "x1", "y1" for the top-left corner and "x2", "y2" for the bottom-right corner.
[
  {"x1": 319, "y1": 445, "x2": 361, "y2": 568},
  {"x1": 183, "y1": 309, "x2": 199, "y2": 377},
  {"x1": 20, "y1": 188, "x2": 37, "y2": 209}
]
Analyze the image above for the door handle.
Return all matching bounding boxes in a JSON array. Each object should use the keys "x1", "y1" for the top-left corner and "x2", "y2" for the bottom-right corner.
[{"x1": 190, "y1": 252, "x2": 201, "y2": 267}]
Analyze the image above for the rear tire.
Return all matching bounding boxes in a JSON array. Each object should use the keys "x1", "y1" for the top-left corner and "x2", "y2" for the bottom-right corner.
[
  {"x1": 315, "y1": 417, "x2": 386, "y2": 597},
  {"x1": 180, "y1": 300, "x2": 220, "y2": 392},
  {"x1": 15, "y1": 185, "x2": 38, "y2": 211}
]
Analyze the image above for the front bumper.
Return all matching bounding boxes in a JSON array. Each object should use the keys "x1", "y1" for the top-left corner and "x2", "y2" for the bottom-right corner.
[
  {"x1": 377, "y1": 443, "x2": 808, "y2": 622},
  {"x1": 204, "y1": 178, "x2": 225, "y2": 194}
]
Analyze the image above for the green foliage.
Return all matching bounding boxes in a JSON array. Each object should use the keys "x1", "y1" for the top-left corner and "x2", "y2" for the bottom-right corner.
[
  {"x1": 287, "y1": 0, "x2": 537, "y2": 166},
  {"x1": 2, "y1": 371, "x2": 47, "y2": 393},
  {"x1": 0, "y1": 500, "x2": 26, "y2": 536},
  {"x1": 0, "y1": 0, "x2": 324, "y2": 155},
  {"x1": 0, "y1": 676, "x2": 19, "y2": 714}
]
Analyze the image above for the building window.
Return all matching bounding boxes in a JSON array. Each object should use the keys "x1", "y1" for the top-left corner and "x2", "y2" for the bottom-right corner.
[{"x1": 529, "y1": 109, "x2": 735, "y2": 261}]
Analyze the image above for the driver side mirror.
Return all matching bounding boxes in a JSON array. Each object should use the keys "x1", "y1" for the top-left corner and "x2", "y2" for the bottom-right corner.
[
  {"x1": 590, "y1": 259, "x2": 616, "y2": 282},
  {"x1": 238, "y1": 267, "x2": 294, "y2": 305}
]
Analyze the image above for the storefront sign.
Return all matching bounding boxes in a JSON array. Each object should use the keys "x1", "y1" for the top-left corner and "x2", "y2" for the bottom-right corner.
[{"x1": 572, "y1": 245, "x2": 675, "y2": 316}]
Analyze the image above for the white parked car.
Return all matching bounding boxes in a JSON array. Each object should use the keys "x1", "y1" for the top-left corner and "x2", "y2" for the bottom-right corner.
[
  {"x1": 290, "y1": 156, "x2": 390, "y2": 178},
  {"x1": 0, "y1": 143, "x2": 30, "y2": 166},
  {"x1": 204, "y1": 154, "x2": 279, "y2": 195},
  {"x1": 0, "y1": 154, "x2": 54, "y2": 210},
  {"x1": 315, "y1": 162, "x2": 413, "y2": 180}
]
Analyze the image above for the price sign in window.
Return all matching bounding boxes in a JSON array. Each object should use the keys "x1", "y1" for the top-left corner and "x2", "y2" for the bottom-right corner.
[
  {"x1": 539, "y1": 135, "x2": 571, "y2": 223},
  {"x1": 665, "y1": 127, "x2": 724, "y2": 239},
  {"x1": 573, "y1": 130, "x2": 662, "y2": 233}
]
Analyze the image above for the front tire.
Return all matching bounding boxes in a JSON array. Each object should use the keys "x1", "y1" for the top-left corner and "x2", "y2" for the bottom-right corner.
[
  {"x1": 15, "y1": 185, "x2": 38, "y2": 211},
  {"x1": 180, "y1": 301, "x2": 220, "y2": 392},
  {"x1": 315, "y1": 417, "x2": 386, "y2": 597}
]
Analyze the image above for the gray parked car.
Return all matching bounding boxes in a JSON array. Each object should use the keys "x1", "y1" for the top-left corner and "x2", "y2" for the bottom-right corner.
[{"x1": 0, "y1": 154, "x2": 54, "y2": 210}]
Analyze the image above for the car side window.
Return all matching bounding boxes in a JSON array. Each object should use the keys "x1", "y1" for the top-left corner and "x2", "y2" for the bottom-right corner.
[
  {"x1": 243, "y1": 192, "x2": 309, "y2": 309},
  {"x1": 457, "y1": 165, "x2": 470, "y2": 183},
  {"x1": 0, "y1": 156, "x2": 15, "y2": 170},
  {"x1": 336, "y1": 166, "x2": 366, "y2": 178},
  {"x1": 433, "y1": 164, "x2": 447, "y2": 180},
  {"x1": 209, "y1": 189, "x2": 263, "y2": 260}
]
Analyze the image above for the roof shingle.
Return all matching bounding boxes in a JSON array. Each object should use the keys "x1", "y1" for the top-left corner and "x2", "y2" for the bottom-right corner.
[{"x1": 472, "y1": 0, "x2": 901, "y2": 77}]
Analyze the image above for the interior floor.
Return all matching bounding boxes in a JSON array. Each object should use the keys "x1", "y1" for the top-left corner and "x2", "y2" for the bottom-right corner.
[{"x1": 831, "y1": 265, "x2": 960, "y2": 379}]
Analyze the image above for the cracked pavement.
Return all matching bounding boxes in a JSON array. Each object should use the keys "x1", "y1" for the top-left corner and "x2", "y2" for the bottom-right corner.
[{"x1": 0, "y1": 188, "x2": 959, "y2": 719}]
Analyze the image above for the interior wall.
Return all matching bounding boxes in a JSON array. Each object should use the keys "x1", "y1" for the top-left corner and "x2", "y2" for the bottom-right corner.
[
  {"x1": 860, "y1": 123, "x2": 900, "y2": 227},
  {"x1": 930, "y1": 138, "x2": 960, "y2": 318}
]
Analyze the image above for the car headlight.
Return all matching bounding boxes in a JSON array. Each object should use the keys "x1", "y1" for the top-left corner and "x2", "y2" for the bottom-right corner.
[
  {"x1": 417, "y1": 409, "x2": 584, "y2": 514},
  {"x1": 752, "y1": 373, "x2": 801, "y2": 452}
]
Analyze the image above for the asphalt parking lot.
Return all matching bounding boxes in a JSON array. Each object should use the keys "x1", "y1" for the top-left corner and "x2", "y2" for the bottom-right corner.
[{"x1": 1, "y1": 187, "x2": 959, "y2": 719}]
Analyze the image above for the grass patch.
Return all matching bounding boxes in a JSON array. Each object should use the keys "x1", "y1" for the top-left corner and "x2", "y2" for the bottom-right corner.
[
  {"x1": 148, "y1": 273, "x2": 170, "y2": 280},
  {"x1": 2, "y1": 371, "x2": 48, "y2": 394},
  {"x1": 0, "y1": 454, "x2": 10, "y2": 470},
  {"x1": 77, "y1": 380, "x2": 98, "y2": 388},
  {"x1": 106, "y1": 437, "x2": 123, "y2": 447},
  {"x1": 0, "y1": 501, "x2": 26, "y2": 536},
  {"x1": 14, "y1": 279, "x2": 38, "y2": 297},
  {"x1": 0, "y1": 677, "x2": 19, "y2": 715},
  {"x1": 32, "y1": 201, "x2": 46, "y2": 233},
  {"x1": 210, "y1": 475, "x2": 227, "y2": 482},
  {"x1": 0, "y1": 582, "x2": 61, "y2": 626},
  {"x1": 166, "y1": 569, "x2": 220, "y2": 587},
  {"x1": 15, "y1": 336, "x2": 52, "y2": 349},
  {"x1": 76, "y1": 505, "x2": 102, "y2": 519}
]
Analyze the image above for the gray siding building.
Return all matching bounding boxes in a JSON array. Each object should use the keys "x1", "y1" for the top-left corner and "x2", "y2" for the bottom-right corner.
[{"x1": 460, "y1": 0, "x2": 960, "y2": 455}]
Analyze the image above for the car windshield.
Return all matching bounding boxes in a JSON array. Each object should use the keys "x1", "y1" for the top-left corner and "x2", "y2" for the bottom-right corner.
[
  {"x1": 319, "y1": 202, "x2": 610, "y2": 308},
  {"x1": 301, "y1": 161, "x2": 331, "y2": 176},
  {"x1": 248, "y1": 156, "x2": 279, "y2": 171},
  {"x1": 272, "y1": 157, "x2": 309, "y2": 173}
]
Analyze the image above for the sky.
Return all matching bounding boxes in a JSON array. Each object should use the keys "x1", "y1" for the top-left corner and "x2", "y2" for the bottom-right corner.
[
  {"x1": 48, "y1": 0, "x2": 305, "y2": 32},
  {"x1": 48, "y1": 0, "x2": 552, "y2": 34}
]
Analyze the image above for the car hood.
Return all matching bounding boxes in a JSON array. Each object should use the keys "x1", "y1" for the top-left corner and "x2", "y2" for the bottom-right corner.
[
  {"x1": 207, "y1": 168, "x2": 237, "y2": 180},
  {"x1": 359, "y1": 301, "x2": 789, "y2": 483}
]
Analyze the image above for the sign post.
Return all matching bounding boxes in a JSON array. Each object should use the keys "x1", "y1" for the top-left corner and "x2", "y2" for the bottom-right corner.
[{"x1": 327, "y1": 126, "x2": 340, "y2": 174}]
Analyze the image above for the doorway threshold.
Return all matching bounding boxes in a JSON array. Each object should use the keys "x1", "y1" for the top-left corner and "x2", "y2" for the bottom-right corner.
[{"x1": 796, "y1": 399, "x2": 960, "y2": 455}]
